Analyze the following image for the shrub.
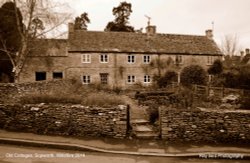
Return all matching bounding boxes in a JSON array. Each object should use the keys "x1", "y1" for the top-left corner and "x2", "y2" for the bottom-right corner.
[
  {"x1": 220, "y1": 72, "x2": 239, "y2": 88},
  {"x1": 169, "y1": 87, "x2": 194, "y2": 108},
  {"x1": 155, "y1": 71, "x2": 177, "y2": 88},
  {"x1": 208, "y1": 59, "x2": 223, "y2": 75},
  {"x1": 180, "y1": 65, "x2": 207, "y2": 86}
]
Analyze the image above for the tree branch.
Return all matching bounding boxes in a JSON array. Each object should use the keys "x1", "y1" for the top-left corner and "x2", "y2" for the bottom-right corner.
[{"x1": 0, "y1": 38, "x2": 16, "y2": 70}]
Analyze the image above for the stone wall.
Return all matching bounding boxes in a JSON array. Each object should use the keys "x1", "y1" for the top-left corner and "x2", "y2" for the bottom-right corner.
[
  {"x1": 0, "y1": 104, "x2": 128, "y2": 138},
  {"x1": 0, "y1": 80, "x2": 79, "y2": 104},
  {"x1": 160, "y1": 107, "x2": 250, "y2": 144}
]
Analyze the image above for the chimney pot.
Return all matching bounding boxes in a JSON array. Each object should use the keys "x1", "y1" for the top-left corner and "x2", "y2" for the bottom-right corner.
[
  {"x1": 205, "y1": 29, "x2": 213, "y2": 39},
  {"x1": 245, "y1": 48, "x2": 250, "y2": 55},
  {"x1": 240, "y1": 51, "x2": 245, "y2": 59}
]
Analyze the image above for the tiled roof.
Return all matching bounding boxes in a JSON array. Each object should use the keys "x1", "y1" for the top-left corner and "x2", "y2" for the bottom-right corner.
[
  {"x1": 29, "y1": 39, "x2": 67, "y2": 57},
  {"x1": 68, "y1": 30, "x2": 222, "y2": 55}
]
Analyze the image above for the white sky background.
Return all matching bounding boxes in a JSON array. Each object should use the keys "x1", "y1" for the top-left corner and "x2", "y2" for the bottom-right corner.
[{"x1": 51, "y1": 0, "x2": 250, "y2": 52}]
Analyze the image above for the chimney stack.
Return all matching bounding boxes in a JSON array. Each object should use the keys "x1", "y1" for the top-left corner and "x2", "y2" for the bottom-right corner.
[
  {"x1": 240, "y1": 51, "x2": 245, "y2": 58},
  {"x1": 68, "y1": 23, "x2": 74, "y2": 33},
  {"x1": 146, "y1": 25, "x2": 156, "y2": 35},
  {"x1": 245, "y1": 48, "x2": 250, "y2": 55},
  {"x1": 205, "y1": 29, "x2": 213, "y2": 39}
]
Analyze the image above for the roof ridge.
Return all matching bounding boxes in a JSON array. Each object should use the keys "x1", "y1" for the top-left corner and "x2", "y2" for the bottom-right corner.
[
  {"x1": 73, "y1": 30, "x2": 206, "y2": 38},
  {"x1": 69, "y1": 30, "x2": 222, "y2": 55}
]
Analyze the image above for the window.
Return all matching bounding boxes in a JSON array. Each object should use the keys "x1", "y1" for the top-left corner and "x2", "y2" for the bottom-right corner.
[
  {"x1": 207, "y1": 56, "x2": 213, "y2": 65},
  {"x1": 100, "y1": 54, "x2": 108, "y2": 63},
  {"x1": 35, "y1": 72, "x2": 46, "y2": 81},
  {"x1": 144, "y1": 75, "x2": 151, "y2": 83},
  {"x1": 53, "y1": 72, "x2": 63, "y2": 79},
  {"x1": 82, "y1": 54, "x2": 91, "y2": 63},
  {"x1": 100, "y1": 73, "x2": 108, "y2": 84},
  {"x1": 175, "y1": 55, "x2": 183, "y2": 64},
  {"x1": 143, "y1": 55, "x2": 151, "y2": 64},
  {"x1": 127, "y1": 75, "x2": 136, "y2": 84},
  {"x1": 128, "y1": 54, "x2": 135, "y2": 63},
  {"x1": 82, "y1": 75, "x2": 91, "y2": 84}
]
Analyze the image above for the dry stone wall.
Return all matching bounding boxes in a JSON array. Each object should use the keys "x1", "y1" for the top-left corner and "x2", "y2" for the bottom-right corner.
[
  {"x1": 160, "y1": 107, "x2": 250, "y2": 144},
  {"x1": 0, "y1": 104, "x2": 128, "y2": 138},
  {"x1": 0, "y1": 80, "x2": 78, "y2": 104}
]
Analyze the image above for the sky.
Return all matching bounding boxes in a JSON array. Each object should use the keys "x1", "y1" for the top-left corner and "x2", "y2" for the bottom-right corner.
[{"x1": 56, "y1": 0, "x2": 250, "y2": 52}]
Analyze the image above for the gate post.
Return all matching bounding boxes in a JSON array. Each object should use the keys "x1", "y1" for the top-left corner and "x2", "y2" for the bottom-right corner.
[
  {"x1": 158, "y1": 106, "x2": 162, "y2": 139},
  {"x1": 126, "y1": 104, "x2": 131, "y2": 135}
]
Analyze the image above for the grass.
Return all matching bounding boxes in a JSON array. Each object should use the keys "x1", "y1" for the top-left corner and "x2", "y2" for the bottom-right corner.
[
  {"x1": 20, "y1": 93, "x2": 83, "y2": 104},
  {"x1": 81, "y1": 92, "x2": 125, "y2": 107},
  {"x1": 20, "y1": 89, "x2": 125, "y2": 107},
  {"x1": 14, "y1": 79, "x2": 126, "y2": 107}
]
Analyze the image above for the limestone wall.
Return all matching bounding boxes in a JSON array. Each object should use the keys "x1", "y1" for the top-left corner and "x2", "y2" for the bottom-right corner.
[
  {"x1": 160, "y1": 107, "x2": 250, "y2": 143},
  {"x1": 0, "y1": 80, "x2": 78, "y2": 104},
  {"x1": 0, "y1": 104, "x2": 128, "y2": 138}
]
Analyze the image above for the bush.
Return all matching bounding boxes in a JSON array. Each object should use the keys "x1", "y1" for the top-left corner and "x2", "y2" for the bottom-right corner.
[
  {"x1": 220, "y1": 72, "x2": 239, "y2": 88},
  {"x1": 169, "y1": 87, "x2": 194, "y2": 108},
  {"x1": 155, "y1": 71, "x2": 177, "y2": 88},
  {"x1": 180, "y1": 65, "x2": 207, "y2": 86},
  {"x1": 208, "y1": 59, "x2": 223, "y2": 75}
]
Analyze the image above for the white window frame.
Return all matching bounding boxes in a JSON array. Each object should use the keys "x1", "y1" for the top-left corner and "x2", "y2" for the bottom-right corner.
[
  {"x1": 82, "y1": 54, "x2": 91, "y2": 63},
  {"x1": 100, "y1": 54, "x2": 109, "y2": 63},
  {"x1": 127, "y1": 75, "x2": 136, "y2": 84},
  {"x1": 207, "y1": 56, "x2": 213, "y2": 65},
  {"x1": 128, "y1": 54, "x2": 135, "y2": 64},
  {"x1": 143, "y1": 55, "x2": 151, "y2": 64},
  {"x1": 144, "y1": 75, "x2": 151, "y2": 83},
  {"x1": 82, "y1": 75, "x2": 91, "y2": 84},
  {"x1": 175, "y1": 55, "x2": 183, "y2": 64}
]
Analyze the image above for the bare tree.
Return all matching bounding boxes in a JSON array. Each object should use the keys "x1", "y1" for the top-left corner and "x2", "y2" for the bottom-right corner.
[
  {"x1": 0, "y1": 0, "x2": 72, "y2": 82},
  {"x1": 220, "y1": 34, "x2": 240, "y2": 56}
]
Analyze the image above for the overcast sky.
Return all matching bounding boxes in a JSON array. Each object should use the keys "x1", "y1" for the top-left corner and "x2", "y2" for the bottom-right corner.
[{"x1": 56, "y1": 0, "x2": 250, "y2": 52}]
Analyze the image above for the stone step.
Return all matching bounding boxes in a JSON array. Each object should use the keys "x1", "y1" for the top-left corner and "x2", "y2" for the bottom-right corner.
[
  {"x1": 135, "y1": 132, "x2": 160, "y2": 139},
  {"x1": 134, "y1": 125, "x2": 153, "y2": 132},
  {"x1": 130, "y1": 119, "x2": 149, "y2": 125}
]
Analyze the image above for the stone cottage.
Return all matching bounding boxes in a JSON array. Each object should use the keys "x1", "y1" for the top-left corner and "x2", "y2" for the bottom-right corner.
[{"x1": 19, "y1": 23, "x2": 222, "y2": 89}]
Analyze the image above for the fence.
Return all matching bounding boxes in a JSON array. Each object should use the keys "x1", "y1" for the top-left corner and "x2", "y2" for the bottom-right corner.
[
  {"x1": 193, "y1": 84, "x2": 244, "y2": 98},
  {"x1": 164, "y1": 82, "x2": 247, "y2": 99}
]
